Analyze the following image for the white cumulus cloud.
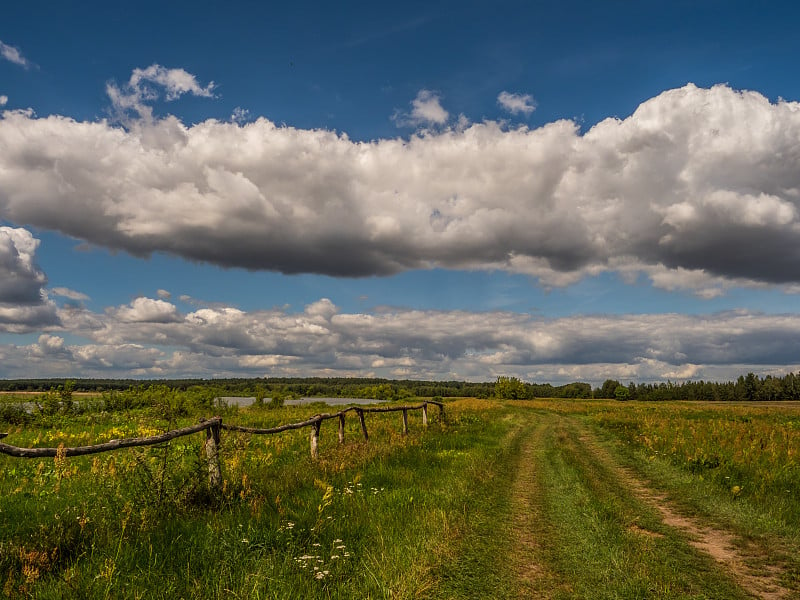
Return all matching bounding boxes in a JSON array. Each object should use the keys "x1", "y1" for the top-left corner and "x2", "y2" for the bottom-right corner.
[
  {"x1": 106, "y1": 64, "x2": 215, "y2": 119},
  {"x1": 111, "y1": 297, "x2": 182, "y2": 323},
  {"x1": 0, "y1": 227, "x2": 47, "y2": 304},
  {"x1": 0, "y1": 40, "x2": 31, "y2": 68},
  {"x1": 394, "y1": 89, "x2": 449, "y2": 127},
  {"x1": 3, "y1": 84, "x2": 800, "y2": 293},
  {"x1": 0, "y1": 227, "x2": 58, "y2": 331},
  {"x1": 497, "y1": 91, "x2": 536, "y2": 115}
]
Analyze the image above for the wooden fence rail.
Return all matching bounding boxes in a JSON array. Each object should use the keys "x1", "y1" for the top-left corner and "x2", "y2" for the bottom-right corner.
[
  {"x1": 0, "y1": 401, "x2": 445, "y2": 488},
  {"x1": 219, "y1": 402, "x2": 445, "y2": 459},
  {"x1": 0, "y1": 418, "x2": 222, "y2": 458}
]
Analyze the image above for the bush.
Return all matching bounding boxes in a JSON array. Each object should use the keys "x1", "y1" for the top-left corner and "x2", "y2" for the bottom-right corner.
[{"x1": 0, "y1": 403, "x2": 32, "y2": 425}]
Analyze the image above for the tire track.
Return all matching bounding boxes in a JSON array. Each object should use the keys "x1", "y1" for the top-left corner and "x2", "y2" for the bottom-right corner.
[{"x1": 578, "y1": 428, "x2": 791, "y2": 600}]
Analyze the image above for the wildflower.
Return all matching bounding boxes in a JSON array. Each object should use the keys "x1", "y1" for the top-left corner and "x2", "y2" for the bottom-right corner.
[{"x1": 22, "y1": 563, "x2": 40, "y2": 584}]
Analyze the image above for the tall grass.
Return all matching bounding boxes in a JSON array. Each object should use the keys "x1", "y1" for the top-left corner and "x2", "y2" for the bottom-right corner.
[
  {"x1": 4, "y1": 395, "x2": 800, "y2": 597},
  {"x1": 594, "y1": 403, "x2": 800, "y2": 526},
  {"x1": 0, "y1": 395, "x2": 514, "y2": 598}
]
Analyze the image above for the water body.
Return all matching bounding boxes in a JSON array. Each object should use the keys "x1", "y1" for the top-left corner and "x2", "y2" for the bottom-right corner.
[{"x1": 216, "y1": 397, "x2": 386, "y2": 408}]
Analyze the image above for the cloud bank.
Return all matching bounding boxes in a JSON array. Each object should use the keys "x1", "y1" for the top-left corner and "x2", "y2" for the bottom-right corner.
[
  {"x1": 0, "y1": 227, "x2": 793, "y2": 381},
  {"x1": 2, "y1": 84, "x2": 800, "y2": 296},
  {"x1": 0, "y1": 292, "x2": 796, "y2": 382}
]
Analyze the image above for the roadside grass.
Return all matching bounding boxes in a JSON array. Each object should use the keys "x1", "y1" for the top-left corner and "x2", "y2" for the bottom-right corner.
[
  {"x1": 590, "y1": 403, "x2": 800, "y2": 592},
  {"x1": 593, "y1": 402, "x2": 800, "y2": 524},
  {"x1": 0, "y1": 397, "x2": 521, "y2": 599}
]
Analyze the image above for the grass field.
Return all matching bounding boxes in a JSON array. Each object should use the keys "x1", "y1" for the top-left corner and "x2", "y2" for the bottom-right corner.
[{"x1": 1, "y1": 396, "x2": 798, "y2": 598}]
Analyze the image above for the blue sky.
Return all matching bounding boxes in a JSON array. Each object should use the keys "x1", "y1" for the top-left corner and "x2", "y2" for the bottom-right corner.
[{"x1": 2, "y1": 0, "x2": 800, "y2": 383}]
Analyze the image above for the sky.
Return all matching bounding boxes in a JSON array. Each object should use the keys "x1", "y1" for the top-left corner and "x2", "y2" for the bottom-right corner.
[{"x1": 2, "y1": 0, "x2": 800, "y2": 384}]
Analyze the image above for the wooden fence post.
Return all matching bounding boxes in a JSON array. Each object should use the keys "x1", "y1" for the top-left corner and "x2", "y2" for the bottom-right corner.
[
  {"x1": 338, "y1": 413, "x2": 345, "y2": 444},
  {"x1": 310, "y1": 420, "x2": 321, "y2": 460},
  {"x1": 439, "y1": 403, "x2": 446, "y2": 424},
  {"x1": 205, "y1": 419, "x2": 221, "y2": 489},
  {"x1": 356, "y1": 409, "x2": 369, "y2": 442},
  {"x1": 402, "y1": 409, "x2": 408, "y2": 435},
  {"x1": 422, "y1": 404, "x2": 428, "y2": 427}
]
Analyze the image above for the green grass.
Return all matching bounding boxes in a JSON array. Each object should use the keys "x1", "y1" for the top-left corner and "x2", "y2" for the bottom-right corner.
[
  {"x1": 533, "y1": 415, "x2": 750, "y2": 599},
  {"x1": 1, "y1": 398, "x2": 519, "y2": 598},
  {"x1": 3, "y1": 396, "x2": 800, "y2": 598},
  {"x1": 589, "y1": 404, "x2": 800, "y2": 592}
]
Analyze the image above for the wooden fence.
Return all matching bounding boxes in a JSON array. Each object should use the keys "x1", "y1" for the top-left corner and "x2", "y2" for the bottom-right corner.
[{"x1": 0, "y1": 401, "x2": 445, "y2": 490}]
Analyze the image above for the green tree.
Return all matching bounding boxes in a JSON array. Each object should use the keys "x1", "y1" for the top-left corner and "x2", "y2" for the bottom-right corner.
[
  {"x1": 598, "y1": 379, "x2": 621, "y2": 399},
  {"x1": 59, "y1": 380, "x2": 75, "y2": 413},
  {"x1": 495, "y1": 376, "x2": 529, "y2": 399},
  {"x1": 614, "y1": 385, "x2": 630, "y2": 401}
]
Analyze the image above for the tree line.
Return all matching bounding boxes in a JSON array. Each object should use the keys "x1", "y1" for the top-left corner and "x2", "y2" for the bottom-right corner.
[
  {"x1": 594, "y1": 372, "x2": 800, "y2": 402},
  {"x1": 2, "y1": 372, "x2": 800, "y2": 402}
]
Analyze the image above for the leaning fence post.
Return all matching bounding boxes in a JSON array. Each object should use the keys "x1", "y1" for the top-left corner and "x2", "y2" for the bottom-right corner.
[
  {"x1": 310, "y1": 419, "x2": 321, "y2": 460},
  {"x1": 205, "y1": 418, "x2": 221, "y2": 489},
  {"x1": 338, "y1": 413, "x2": 345, "y2": 444},
  {"x1": 422, "y1": 404, "x2": 428, "y2": 427},
  {"x1": 356, "y1": 409, "x2": 369, "y2": 442},
  {"x1": 402, "y1": 409, "x2": 408, "y2": 435}
]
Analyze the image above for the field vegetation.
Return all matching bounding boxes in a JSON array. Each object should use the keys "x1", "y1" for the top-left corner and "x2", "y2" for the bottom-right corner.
[{"x1": 1, "y1": 389, "x2": 799, "y2": 598}]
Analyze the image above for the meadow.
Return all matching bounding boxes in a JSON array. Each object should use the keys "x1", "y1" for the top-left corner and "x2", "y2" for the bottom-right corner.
[{"x1": 1, "y1": 392, "x2": 799, "y2": 598}]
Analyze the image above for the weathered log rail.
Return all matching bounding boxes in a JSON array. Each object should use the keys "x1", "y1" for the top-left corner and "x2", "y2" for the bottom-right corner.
[
  {"x1": 0, "y1": 418, "x2": 221, "y2": 458},
  {"x1": 220, "y1": 402, "x2": 445, "y2": 459},
  {"x1": 0, "y1": 401, "x2": 445, "y2": 488}
]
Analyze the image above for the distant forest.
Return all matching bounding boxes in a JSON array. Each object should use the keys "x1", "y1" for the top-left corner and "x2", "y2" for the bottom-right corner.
[{"x1": 1, "y1": 371, "x2": 800, "y2": 402}]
